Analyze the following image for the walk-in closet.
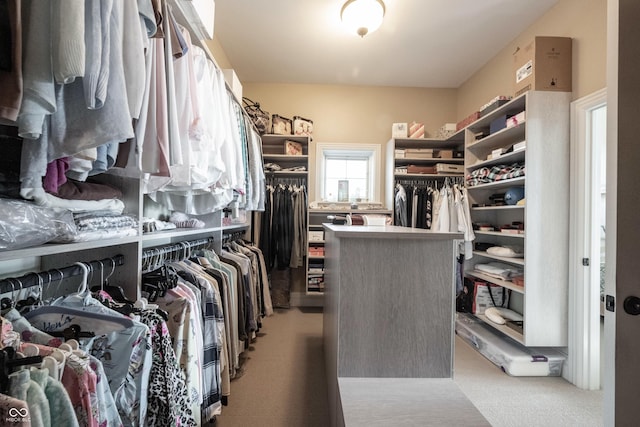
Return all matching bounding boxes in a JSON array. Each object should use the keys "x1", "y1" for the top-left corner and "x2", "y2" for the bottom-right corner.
[{"x1": 1, "y1": 0, "x2": 629, "y2": 425}]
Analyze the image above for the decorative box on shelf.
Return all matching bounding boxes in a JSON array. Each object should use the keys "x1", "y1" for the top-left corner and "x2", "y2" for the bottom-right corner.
[
  {"x1": 456, "y1": 111, "x2": 481, "y2": 131},
  {"x1": 392, "y1": 123, "x2": 408, "y2": 138},
  {"x1": 436, "y1": 163, "x2": 464, "y2": 174},
  {"x1": 436, "y1": 123, "x2": 457, "y2": 139},
  {"x1": 309, "y1": 246, "x2": 325, "y2": 256},
  {"x1": 308, "y1": 231, "x2": 324, "y2": 242},
  {"x1": 284, "y1": 140, "x2": 303, "y2": 155},
  {"x1": 506, "y1": 111, "x2": 526, "y2": 128},
  {"x1": 409, "y1": 121, "x2": 425, "y2": 138}
]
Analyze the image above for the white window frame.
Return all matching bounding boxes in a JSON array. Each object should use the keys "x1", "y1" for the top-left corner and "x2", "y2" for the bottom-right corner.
[{"x1": 315, "y1": 142, "x2": 381, "y2": 203}]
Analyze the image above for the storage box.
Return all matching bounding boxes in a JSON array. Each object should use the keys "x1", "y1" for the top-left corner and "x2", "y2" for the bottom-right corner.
[
  {"x1": 489, "y1": 114, "x2": 507, "y2": 134},
  {"x1": 436, "y1": 163, "x2": 464, "y2": 174},
  {"x1": 407, "y1": 165, "x2": 437, "y2": 174},
  {"x1": 512, "y1": 141, "x2": 526, "y2": 152},
  {"x1": 285, "y1": 140, "x2": 303, "y2": 155},
  {"x1": 437, "y1": 149, "x2": 453, "y2": 159},
  {"x1": 456, "y1": 111, "x2": 481, "y2": 131},
  {"x1": 308, "y1": 246, "x2": 325, "y2": 256},
  {"x1": 408, "y1": 121, "x2": 425, "y2": 138},
  {"x1": 308, "y1": 231, "x2": 324, "y2": 242},
  {"x1": 456, "y1": 313, "x2": 566, "y2": 377},
  {"x1": 392, "y1": 123, "x2": 408, "y2": 138},
  {"x1": 405, "y1": 148, "x2": 434, "y2": 159},
  {"x1": 436, "y1": 123, "x2": 457, "y2": 139},
  {"x1": 513, "y1": 36, "x2": 572, "y2": 97},
  {"x1": 506, "y1": 111, "x2": 526, "y2": 128},
  {"x1": 479, "y1": 96, "x2": 512, "y2": 117}
]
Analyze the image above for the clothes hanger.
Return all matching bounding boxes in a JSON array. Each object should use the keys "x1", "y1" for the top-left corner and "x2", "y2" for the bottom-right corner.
[
  {"x1": 74, "y1": 262, "x2": 89, "y2": 294},
  {"x1": 15, "y1": 273, "x2": 42, "y2": 312},
  {"x1": 0, "y1": 279, "x2": 16, "y2": 312},
  {"x1": 92, "y1": 258, "x2": 131, "y2": 304}
]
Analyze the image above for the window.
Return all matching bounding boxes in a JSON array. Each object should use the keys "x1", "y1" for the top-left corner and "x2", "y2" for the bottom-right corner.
[{"x1": 316, "y1": 143, "x2": 380, "y2": 203}]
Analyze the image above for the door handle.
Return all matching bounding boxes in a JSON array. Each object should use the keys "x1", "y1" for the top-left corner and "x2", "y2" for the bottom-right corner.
[{"x1": 623, "y1": 296, "x2": 640, "y2": 315}]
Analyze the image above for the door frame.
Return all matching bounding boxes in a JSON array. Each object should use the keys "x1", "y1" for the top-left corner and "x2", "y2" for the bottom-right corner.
[{"x1": 568, "y1": 88, "x2": 607, "y2": 390}]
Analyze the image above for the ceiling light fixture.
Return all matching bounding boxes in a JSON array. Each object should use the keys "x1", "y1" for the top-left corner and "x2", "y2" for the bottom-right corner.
[{"x1": 340, "y1": 0, "x2": 386, "y2": 38}]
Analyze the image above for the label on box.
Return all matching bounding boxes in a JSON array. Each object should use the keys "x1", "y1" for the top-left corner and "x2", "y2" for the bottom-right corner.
[{"x1": 516, "y1": 60, "x2": 533, "y2": 84}]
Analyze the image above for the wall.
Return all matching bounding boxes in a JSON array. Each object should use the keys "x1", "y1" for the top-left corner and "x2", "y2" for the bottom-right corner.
[
  {"x1": 456, "y1": 0, "x2": 607, "y2": 119},
  {"x1": 241, "y1": 83, "x2": 457, "y2": 203},
  {"x1": 206, "y1": 0, "x2": 608, "y2": 298}
]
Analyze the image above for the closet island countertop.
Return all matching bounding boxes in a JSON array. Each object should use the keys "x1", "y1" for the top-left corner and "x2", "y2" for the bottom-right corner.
[{"x1": 323, "y1": 224, "x2": 462, "y2": 240}]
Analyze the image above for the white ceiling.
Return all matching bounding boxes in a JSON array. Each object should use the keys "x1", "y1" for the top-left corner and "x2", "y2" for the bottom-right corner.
[{"x1": 213, "y1": 0, "x2": 559, "y2": 88}]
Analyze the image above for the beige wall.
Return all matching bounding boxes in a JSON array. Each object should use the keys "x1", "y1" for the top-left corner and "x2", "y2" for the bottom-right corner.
[
  {"x1": 210, "y1": 0, "x2": 607, "y2": 203},
  {"x1": 456, "y1": 0, "x2": 607, "y2": 119},
  {"x1": 242, "y1": 83, "x2": 457, "y2": 202}
]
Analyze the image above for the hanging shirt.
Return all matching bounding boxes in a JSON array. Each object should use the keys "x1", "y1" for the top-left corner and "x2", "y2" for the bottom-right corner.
[{"x1": 25, "y1": 300, "x2": 151, "y2": 427}]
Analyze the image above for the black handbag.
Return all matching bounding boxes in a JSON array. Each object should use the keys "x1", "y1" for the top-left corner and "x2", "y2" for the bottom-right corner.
[{"x1": 242, "y1": 97, "x2": 270, "y2": 135}]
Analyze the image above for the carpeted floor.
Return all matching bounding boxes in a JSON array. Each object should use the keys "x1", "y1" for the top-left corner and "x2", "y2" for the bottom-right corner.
[
  {"x1": 212, "y1": 307, "x2": 603, "y2": 427},
  {"x1": 213, "y1": 307, "x2": 329, "y2": 427}
]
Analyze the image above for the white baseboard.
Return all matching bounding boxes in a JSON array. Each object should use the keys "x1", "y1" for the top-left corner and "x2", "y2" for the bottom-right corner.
[{"x1": 290, "y1": 291, "x2": 324, "y2": 307}]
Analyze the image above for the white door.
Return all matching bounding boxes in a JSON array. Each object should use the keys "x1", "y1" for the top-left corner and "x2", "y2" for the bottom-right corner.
[{"x1": 604, "y1": 0, "x2": 640, "y2": 425}]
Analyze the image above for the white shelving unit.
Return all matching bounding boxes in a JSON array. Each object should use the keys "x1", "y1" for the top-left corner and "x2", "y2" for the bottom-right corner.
[
  {"x1": 259, "y1": 134, "x2": 314, "y2": 297},
  {"x1": 463, "y1": 90, "x2": 572, "y2": 347},
  {"x1": 307, "y1": 209, "x2": 392, "y2": 295},
  {"x1": 385, "y1": 132, "x2": 465, "y2": 220},
  {"x1": 261, "y1": 134, "x2": 310, "y2": 180}
]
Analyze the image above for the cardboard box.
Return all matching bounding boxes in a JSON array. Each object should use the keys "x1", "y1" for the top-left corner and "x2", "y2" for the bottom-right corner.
[
  {"x1": 438, "y1": 149, "x2": 453, "y2": 159},
  {"x1": 392, "y1": 123, "x2": 408, "y2": 138},
  {"x1": 407, "y1": 165, "x2": 437, "y2": 174},
  {"x1": 513, "y1": 36, "x2": 572, "y2": 97}
]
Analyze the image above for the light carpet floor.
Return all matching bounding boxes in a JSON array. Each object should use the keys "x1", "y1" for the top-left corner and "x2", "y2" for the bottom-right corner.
[{"x1": 212, "y1": 307, "x2": 603, "y2": 427}]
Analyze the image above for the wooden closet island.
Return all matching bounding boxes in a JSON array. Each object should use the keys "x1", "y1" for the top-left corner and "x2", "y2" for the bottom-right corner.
[{"x1": 322, "y1": 224, "x2": 490, "y2": 426}]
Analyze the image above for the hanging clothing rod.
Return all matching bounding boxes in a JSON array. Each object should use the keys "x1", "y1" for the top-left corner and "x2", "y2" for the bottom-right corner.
[
  {"x1": 141, "y1": 236, "x2": 216, "y2": 273},
  {"x1": 222, "y1": 228, "x2": 249, "y2": 244},
  {"x1": 0, "y1": 255, "x2": 125, "y2": 294},
  {"x1": 266, "y1": 176, "x2": 307, "y2": 186}
]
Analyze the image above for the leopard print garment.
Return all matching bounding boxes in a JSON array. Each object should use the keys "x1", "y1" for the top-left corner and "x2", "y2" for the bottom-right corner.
[{"x1": 139, "y1": 310, "x2": 197, "y2": 427}]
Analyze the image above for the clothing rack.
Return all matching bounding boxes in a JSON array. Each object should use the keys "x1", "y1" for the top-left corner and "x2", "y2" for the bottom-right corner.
[
  {"x1": 266, "y1": 176, "x2": 306, "y2": 187},
  {"x1": 0, "y1": 255, "x2": 125, "y2": 295},
  {"x1": 222, "y1": 228, "x2": 249, "y2": 244},
  {"x1": 396, "y1": 176, "x2": 465, "y2": 188},
  {"x1": 141, "y1": 236, "x2": 216, "y2": 273}
]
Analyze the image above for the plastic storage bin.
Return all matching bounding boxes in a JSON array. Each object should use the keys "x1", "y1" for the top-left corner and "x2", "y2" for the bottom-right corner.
[{"x1": 455, "y1": 313, "x2": 565, "y2": 376}]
